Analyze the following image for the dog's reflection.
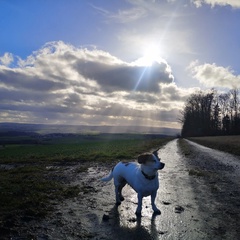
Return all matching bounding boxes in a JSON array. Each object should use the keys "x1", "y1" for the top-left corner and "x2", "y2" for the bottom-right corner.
[{"x1": 104, "y1": 205, "x2": 160, "y2": 240}]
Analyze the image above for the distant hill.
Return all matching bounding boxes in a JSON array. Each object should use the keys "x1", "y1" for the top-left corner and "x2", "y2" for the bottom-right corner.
[{"x1": 0, "y1": 122, "x2": 180, "y2": 136}]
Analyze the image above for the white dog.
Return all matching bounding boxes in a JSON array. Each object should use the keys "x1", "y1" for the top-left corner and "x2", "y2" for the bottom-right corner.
[{"x1": 101, "y1": 150, "x2": 165, "y2": 216}]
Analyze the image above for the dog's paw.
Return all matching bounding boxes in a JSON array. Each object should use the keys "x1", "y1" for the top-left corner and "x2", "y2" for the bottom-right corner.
[{"x1": 120, "y1": 196, "x2": 125, "y2": 201}]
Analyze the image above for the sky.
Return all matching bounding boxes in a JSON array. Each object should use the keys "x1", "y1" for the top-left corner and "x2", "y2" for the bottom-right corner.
[{"x1": 0, "y1": 0, "x2": 240, "y2": 130}]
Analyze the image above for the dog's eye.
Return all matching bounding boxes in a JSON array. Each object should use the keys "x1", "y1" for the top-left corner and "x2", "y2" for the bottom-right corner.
[{"x1": 146, "y1": 158, "x2": 155, "y2": 163}]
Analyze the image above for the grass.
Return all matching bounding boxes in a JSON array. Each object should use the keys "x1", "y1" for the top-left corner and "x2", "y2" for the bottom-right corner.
[
  {"x1": 178, "y1": 138, "x2": 213, "y2": 179},
  {"x1": 0, "y1": 134, "x2": 173, "y2": 163},
  {"x1": 0, "y1": 134, "x2": 173, "y2": 225},
  {"x1": 178, "y1": 138, "x2": 195, "y2": 157},
  {"x1": 188, "y1": 135, "x2": 240, "y2": 156},
  {"x1": 0, "y1": 165, "x2": 79, "y2": 220}
]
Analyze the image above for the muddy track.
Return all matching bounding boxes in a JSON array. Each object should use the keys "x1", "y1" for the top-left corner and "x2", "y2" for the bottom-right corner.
[{"x1": 3, "y1": 139, "x2": 240, "y2": 239}]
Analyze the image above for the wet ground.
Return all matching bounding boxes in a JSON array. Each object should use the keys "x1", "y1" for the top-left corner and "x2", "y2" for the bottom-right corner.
[{"x1": 4, "y1": 139, "x2": 240, "y2": 239}]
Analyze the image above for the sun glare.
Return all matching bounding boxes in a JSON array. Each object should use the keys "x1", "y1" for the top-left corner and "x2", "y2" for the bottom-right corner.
[
  {"x1": 133, "y1": 43, "x2": 163, "y2": 66},
  {"x1": 144, "y1": 44, "x2": 161, "y2": 63}
]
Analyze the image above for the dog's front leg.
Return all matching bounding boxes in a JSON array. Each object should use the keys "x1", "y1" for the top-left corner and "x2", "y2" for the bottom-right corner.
[
  {"x1": 151, "y1": 191, "x2": 161, "y2": 214},
  {"x1": 136, "y1": 192, "x2": 143, "y2": 216}
]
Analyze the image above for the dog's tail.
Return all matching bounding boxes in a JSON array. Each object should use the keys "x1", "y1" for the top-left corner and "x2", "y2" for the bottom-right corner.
[{"x1": 101, "y1": 168, "x2": 114, "y2": 182}]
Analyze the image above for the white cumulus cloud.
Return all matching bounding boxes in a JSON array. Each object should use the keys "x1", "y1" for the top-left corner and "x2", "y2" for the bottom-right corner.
[
  {"x1": 191, "y1": 0, "x2": 240, "y2": 8},
  {"x1": 188, "y1": 60, "x2": 240, "y2": 89},
  {"x1": 0, "y1": 41, "x2": 186, "y2": 128},
  {"x1": 0, "y1": 53, "x2": 14, "y2": 66}
]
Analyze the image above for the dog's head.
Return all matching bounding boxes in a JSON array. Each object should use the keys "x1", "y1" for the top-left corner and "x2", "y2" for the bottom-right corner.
[{"x1": 137, "y1": 150, "x2": 165, "y2": 170}]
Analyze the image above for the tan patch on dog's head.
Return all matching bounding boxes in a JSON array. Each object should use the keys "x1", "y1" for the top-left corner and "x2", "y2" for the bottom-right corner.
[{"x1": 137, "y1": 153, "x2": 153, "y2": 164}]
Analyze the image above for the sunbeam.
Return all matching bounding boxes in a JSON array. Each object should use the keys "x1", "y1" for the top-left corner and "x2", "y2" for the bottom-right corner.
[{"x1": 133, "y1": 66, "x2": 148, "y2": 92}]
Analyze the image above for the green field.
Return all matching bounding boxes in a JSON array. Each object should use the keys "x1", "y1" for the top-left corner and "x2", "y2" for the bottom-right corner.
[
  {"x1": 0, "y1": 134, "x2": 173, "y2": 227},
  {"x1": 0, "y1": 134, "x2": 173, "y2": 163}
]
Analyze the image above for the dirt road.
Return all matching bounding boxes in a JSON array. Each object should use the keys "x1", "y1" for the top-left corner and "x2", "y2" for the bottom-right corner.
[{"x1": 6, "y1": 139, "x2": 240, "y2": 239}]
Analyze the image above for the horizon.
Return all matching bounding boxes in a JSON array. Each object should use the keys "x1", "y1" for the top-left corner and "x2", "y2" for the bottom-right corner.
[
  {"x1": 0, "y1": 122, "x2": 181, "y2": 135},
  {"x1": 0, "y1": 121, "x2": 180, "y2": 128}
]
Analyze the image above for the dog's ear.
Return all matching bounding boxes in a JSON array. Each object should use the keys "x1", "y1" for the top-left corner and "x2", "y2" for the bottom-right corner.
[
  {"x1": 153, "y1": 149, "x2": 159, "y2": 157},
  {"x1": 138, "y1": 154, "x2": 150, "y2": 164}
]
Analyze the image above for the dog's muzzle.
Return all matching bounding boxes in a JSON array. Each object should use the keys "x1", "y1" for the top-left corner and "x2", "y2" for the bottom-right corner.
[{"x1": 158, "y1": 162, "x2": 165, "y2": 170}]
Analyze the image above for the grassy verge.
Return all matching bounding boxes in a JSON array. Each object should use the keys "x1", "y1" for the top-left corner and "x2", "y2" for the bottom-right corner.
[
  {"x1": 178, "y1": 138, "x2": 212, "y2": 178},
  {"x1": 178, "y1": 138, "x2": 240, "y2": 239},
  {"x1": 0, "y1": 165, "x2": 81, "y2": 227},
  {"x1": 187, "y1": 135, "x2": 240, "y2": 156},
  {"x1": 0, "y1": 134, "x2": 173, "y2": 227}
]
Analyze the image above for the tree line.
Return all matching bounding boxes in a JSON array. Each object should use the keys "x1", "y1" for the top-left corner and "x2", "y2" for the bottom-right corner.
[{"x1": 180, "y1": 88, "x2": 240, "y2": 137}]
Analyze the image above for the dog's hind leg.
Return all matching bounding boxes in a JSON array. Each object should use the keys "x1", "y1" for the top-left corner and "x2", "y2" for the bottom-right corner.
[
  {"x1": 114, "y1": 178, "x2": 126, "y2": 205},
  {"x1": 115, "y1": 186, "x2": 121, "y2": 205},
  {"x1": 118, "y1": 180, "x2": 126, "y2": 202}
]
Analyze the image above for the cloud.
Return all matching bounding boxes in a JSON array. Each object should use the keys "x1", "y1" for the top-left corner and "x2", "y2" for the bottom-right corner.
[
  {"x1": 0, "y1": 41, "x2": 184, "y2": 128},
  {"x1": 188, "y1": 60, "x2": 240, "y2": 89},
  {"x1": 191, "y1": 0, "x2": 240, "y2": 8},
  {"x1": 0, "y1": 53, "x2": 14, "y2": 66},
  {"x1": 0, "y1": 67, "x2": 67, "y2": 91},
  {"x1": 109, "y1": 7, "x2": 147, "y2": 23},
  {"x1": 75, "y1": 59, "x2": 174, "y2": 93},
  {"x1": 91, "y1": 1, "x2": 149, "y2": 23}
]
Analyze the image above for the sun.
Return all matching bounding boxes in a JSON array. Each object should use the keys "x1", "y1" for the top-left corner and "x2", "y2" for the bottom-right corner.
[
  {"x1": 133, "y1": 43, "x2": 163, "y2": 66},
  {"x1": 143, "y1": 44, "x2": 161, "y2": 63}
]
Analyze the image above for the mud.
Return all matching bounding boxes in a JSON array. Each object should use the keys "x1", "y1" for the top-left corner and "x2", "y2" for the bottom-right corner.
[{"x1": 2, "y1": 139, "x2": 240, "y2": 239}]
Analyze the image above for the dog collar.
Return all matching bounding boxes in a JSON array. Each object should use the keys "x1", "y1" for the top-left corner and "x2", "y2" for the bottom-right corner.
[{"x1": 141, "y1": 170, "x2": 156, "y2": 180}]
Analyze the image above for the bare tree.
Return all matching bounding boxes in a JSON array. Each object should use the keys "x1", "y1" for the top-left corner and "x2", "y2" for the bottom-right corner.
[
  {"x1": 229, "y1": 88, "x2": 240, "y2": 134},
  {"x1": 230, "y1": 88, "x2": 239, "y2": 117},
  {"x1": 180, "y1": 88, "x2": 240, "y2": 137},
  {"x1": 218, "y1": 93, "x2": 230, "y2": 118},
  {"x1": 180, "y1": 91, "x2": 214, "y2": 137}
]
